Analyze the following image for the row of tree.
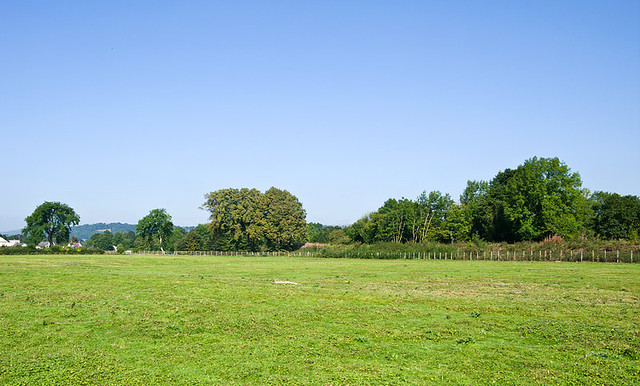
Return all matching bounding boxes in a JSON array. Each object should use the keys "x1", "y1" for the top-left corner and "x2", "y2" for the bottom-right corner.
[
  {"x1": 19, "y1": 187, "x2": 308, "y2": 252},
  {"x1": 14, "y1": 158, "x2": 640, "y2": 253},
  {"x1": 344, "y1": 157, "x2": 640, "y2": 244}
]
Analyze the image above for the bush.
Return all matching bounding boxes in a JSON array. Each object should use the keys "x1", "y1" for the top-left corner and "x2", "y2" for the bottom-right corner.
[
  {"x1": 0, "y1": 246, "x2": 37, "y2": 255},
  {"x1": 0, "y1": 246, "x2": 104, "y2": 255}
]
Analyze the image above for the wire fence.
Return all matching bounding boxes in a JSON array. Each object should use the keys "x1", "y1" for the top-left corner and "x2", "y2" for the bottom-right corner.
[{"x1": 133, "y1": 249, "x2": 638, "y2": 263}]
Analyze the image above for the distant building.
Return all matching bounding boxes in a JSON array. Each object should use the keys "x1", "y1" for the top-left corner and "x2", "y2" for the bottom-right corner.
[
  {"x1": 0, "y1": 237, "x2": 23, "y2": 247},
  {"x1": 36, "y1": 241, "x2": 51, "y2": 249}
]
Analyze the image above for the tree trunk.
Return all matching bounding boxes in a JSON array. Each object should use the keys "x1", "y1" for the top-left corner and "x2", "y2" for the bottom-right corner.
[{"x1": 422, "y1": 213, "x2": 434, "y2": 242}]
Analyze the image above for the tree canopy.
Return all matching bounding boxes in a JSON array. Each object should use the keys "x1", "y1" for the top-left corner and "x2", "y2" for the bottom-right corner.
[
  {"x1": 591, "y1": 192, "x2": 640, "y2": 240},
  {"x1": 136, "y1": 209, "x2": 174, "y2": 251},
  {"x1": 202, "y1": 187, "x2": 307, "y2": 251},
  {"x1": 22, "y1": 201, "x2": 80, "y2": 245},
  {"x1": 16, "y1": 157, "x2": 638, "y2": 253},
  {"x1": 479, "y1": 157, "x2": 588, "y2": 241},
  {"x1": 343, "y1": 157, "x2": 630, "y2": 244}
]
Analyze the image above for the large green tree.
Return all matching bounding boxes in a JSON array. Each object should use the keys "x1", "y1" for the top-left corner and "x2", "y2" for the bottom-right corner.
[
  {"x1": 460, "y1": 180, "x2": 492, "y2": 240},
  {"x1": 415, "y1": 191, "x2": 454, "y2": 242},
  {"x1": 262, "y1": 187, "x2": 307, "y2": 250},
  {"x1": 86, "y1": 230, "x2": 115, "y2": 251},
  {"x1": 136, "y1": 209, "x2": 174, "y2": 251},
  {"x1": 22, "y1": 201, "x2": 80, "y2": 245},
  {"x1": 202, "y1": 187, "x2": 307, "y2": 251},
  {"x1": 444, "y1": 203, "x2": 472, "y2": 243},
  {"x1": 486, "y1": 157, "x2": 586, "y2": 241},
  {"x1": 201, "y1": 188, "x2": 266, "y2": 251},
  {"x1": 344, "y1": 191, "x2": 454, "y2": 244},
  {"x1": 345, "y1": 214, "x2": 378, "y2": 244},
  {"x1": 461, "y1": 158, "x2": 588, "y2": 242},
  {"x1": 174, "y1": 224, "x2": 213, "y2": 251},
  {"x1": 591, "y1": 192, "x2": 640, "y2": 240}
]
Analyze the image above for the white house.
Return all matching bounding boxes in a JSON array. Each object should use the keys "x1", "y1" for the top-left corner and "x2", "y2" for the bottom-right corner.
[
  {"x1": 36, "y1": 241, "x2": 51, "y2": 249},
  {"x1": 0, "y1": 237, "x2": 22, "y2": 247}
]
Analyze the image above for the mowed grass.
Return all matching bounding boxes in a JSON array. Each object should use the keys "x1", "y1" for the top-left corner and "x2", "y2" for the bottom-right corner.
[{"x1": 0, "y1": 255, "x2": 638, "y2": 385}]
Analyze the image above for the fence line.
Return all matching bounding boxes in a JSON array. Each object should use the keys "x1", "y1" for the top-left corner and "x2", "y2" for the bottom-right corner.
[{"x1": 133, "y1": 249, "x2": 637, "y2": 263}]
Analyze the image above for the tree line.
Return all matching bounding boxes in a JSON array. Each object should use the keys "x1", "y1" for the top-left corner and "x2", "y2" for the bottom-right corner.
[
  {"x1": 343, "y1": 157, "x2": 639, "y2": 244},
  {"x1": 16, "y1": 187, "x2": 308, "y2": 253},
  {"x1": 9, "y1": 157, "x2": 640, "y2": 254}
]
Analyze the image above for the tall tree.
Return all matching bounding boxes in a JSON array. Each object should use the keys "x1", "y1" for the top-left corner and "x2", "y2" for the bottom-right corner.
[
  {"x1": 491, "y1": 157, "x2": 586, "y2": 241},
  {"x1": 307, "y1": 222, "x2": 328, "y2": 243},
  {"x1": 307, "y1": 223, "x2": 343, "y2": 243},
  {"x1": 344, "y1": 191, "x2": 453, "y2": 244},
  {"x1": 202, "y1": 187, "x2": 307, "y2": 251},
  {"x1": 444, "y1": 203, "x2": 472, "y2": 243},
  {"x1": 415, "y1": 191, "x2": 454, "y2": 242},
  {"x1": 591, "y1": 192, "x2": 640, "y2": 239},
  {"x1": 460, "y1": 180, "x2": 492, "y2": 240},
  {"x1": 345, "y1": 214, "x2": 378, "y2": 244},
  {"x1": 22, "y1": 201, "x2": 80, "y2": 245},
  {"x1": 136, "y1": 209, "x2": 174, "y2": 251},
  {"x1": 202, "y1": 188, "x2": 266, "y2": 251},
  {"x1": 263, "y1": 187, "x2": 307, "y2": 250},
  {"x1": 87, "y1": 230, "x2": 115, "y2": 251}
]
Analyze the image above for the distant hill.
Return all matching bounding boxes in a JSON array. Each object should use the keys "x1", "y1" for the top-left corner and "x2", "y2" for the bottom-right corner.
[
  {"x1": 70, "y1": 223, "x2": 196, "y2": 240},
  {"x1": 0, "y1": 229, "x2": 21, "y2": 236},
  {"x1": 71, "y1": 223, "x2": 137, "y2": 240},
  {"x1": 4, "y1": 223, "x2": 196, "y2": 241}
]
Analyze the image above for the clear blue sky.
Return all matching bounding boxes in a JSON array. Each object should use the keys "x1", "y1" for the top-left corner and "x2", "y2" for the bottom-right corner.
[{"x1": 1, "y1": 1, "x2": 639, "y2": 232}]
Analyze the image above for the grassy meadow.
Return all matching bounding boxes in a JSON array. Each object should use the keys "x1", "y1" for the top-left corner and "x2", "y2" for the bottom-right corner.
[{"x1": 0, "y1": 255, "x2": 638, "y2": 385}]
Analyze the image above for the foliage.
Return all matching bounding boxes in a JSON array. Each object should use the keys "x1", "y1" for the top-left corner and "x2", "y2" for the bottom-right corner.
[
  {"x1": 0, "y1": 246, "x2": 103, "y2": 255},
  {"x1": 328, "y1": 229, "x2": 351, "y2": 244},
  {"x1": 85, "y1": 230, "x2": 137, "y2": 252},
  {"x1": 22, "y1": 201, "x2": 80, "y2": 245},
  {"x1": 444, "y1": 203, "x2": 471, "y2": 243},
  {"x1": 202, "y1": 188, "x2": 267, "y2": 251},
  {"x1": 70, "y1": 222, "x2": 137, "y2": 241},
  {"x1": 86, "y1": 230, "x2": 115, "y2": 251},
  {"x1": 175, "y1": 224, "x2": 220, "y2": 252},
  {"x1": 343, "y1": 157, "x2": 639, "y2": 245},
  {"x1": 344, "y1": 191, "x2": 455, "y2": 244},
  {"x1": 461, "y1": 158, "x2": 588, "y2": 242},
  {"x1": 591, "y1": 192, "x2": 640, "y2": 239},
  {"x1": 307, "y1": 222, "x2": 342, "y2": 243},
  {"x1": 262, "y1": 187, "x2": 307, "y2": 250},
  {"x1": 136, "y1": 209, "x2": 174, "y2": 251},
  {"x1": 496, "y1": 157, "x2": 586, "y2": 241},
  {"x1": 311, "y1": 238, "x2": 639, "y2": 262},
  {"x1": 202, "y1": 187, "x2": 307, "y2": 251},
  {"x1": 461, "y1": 180, "x2": 492, "y2": 239}
]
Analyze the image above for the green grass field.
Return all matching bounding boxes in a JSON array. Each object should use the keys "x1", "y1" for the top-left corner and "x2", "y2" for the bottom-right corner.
[{"x1": 1, "y1": 255, "x2": 638, "y2": 385}]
